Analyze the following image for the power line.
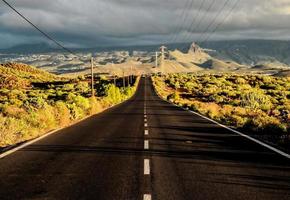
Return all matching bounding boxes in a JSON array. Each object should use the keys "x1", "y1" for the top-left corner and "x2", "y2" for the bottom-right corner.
[
  {"x1": 1, "y1": 0, "x2": 77, "y2": 56},
  {"x1": 200, "y1": 0, "x2": 241, "y2": 46},
  {"x1": 170, "y1": 0, "x2": 194, "y2": 44},
  {"x1": 183, "y1": 0, "x2": 216, "y2": 43},
  {"x1": 178, "y1": 0, "x2": 207, "y2": 52},
  {"x1": 197, "y1": 0, "x2": 231, "y2": 42},
  {"x1": 169, "y1": 0, "x2": 190, "y2": 42},
  {"x1": 178, "y1": 0, "x2": 206, "y2": 51}
]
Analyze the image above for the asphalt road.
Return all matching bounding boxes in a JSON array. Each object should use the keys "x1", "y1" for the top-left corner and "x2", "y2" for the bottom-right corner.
[{"x1": 0, "y1": 77, "x2": 290, "y2": 200}]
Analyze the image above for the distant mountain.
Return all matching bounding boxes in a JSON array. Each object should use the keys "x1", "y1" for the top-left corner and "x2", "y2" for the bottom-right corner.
[
  {"x1": 198, "y1": 40, "x2": 290, "y2": 66},
  {"x1": 0, "y1": 43, "x2": 58, "y2": 54},
  {"x1": 2, "y1": 40, "x2": 290, "y2": 70},
  {"x1": 0, "y1": 43, "x2": 187, "y2": 55},
  {"x1": 170, "y1": 42, "x2": 243, "y2": 71}
]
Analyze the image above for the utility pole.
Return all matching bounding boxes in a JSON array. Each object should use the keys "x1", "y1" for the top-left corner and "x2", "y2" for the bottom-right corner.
[
  {"x1": 111, "y1": 62, "x2": 116, "y2": 87},
  {"x1": 91, "y1": 56, "x2": 95, "y2": 97},
  {"x1": 160, "y1": 46, "x2": 166, "y2": 74},
  {"x1": 130, "y1": 66, "x2": 133, "y2": 85},
  {"x1": 155, "y1": 51, "x2": 158, "y2": 68},
  {"x1": 113, "y1": 75, "x2": 116, "y2": 87},
  {"x1": 122, "y1": 70, "x2": 125, "y2": 89}
]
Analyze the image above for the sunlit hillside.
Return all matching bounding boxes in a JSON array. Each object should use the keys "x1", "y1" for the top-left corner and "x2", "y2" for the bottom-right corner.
[{"x1": 0, "y1": 63, "x2": 138, "y2": 148}]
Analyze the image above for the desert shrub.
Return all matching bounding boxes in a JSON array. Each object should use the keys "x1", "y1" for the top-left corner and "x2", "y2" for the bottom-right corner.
[
  {"x1": 271, "y1": 109, "x2": 281, "y2": 117},
  {"x1": 233, "y1": 107, "x2": 248, "y2": 116},
  {"x1": 67, "y1": 103, "x2": 86, "y2": 120},
  {"x1": 24, "y1": 105, "x2": 56, "y2": 131},
  {"x1": 75, "y1": 81, "x2": 90, "y2": 93},
  {"x1": 104, "y1": 84, "x2": 122, "y2": 104},
  {"x1": 72, "y1": 95, "x2": 90, "y2": 111},
  {"x1": 55, "y1": 101, "x2": 71, "y2": 126},
  {"x1": 0, "y1": 63, "x2": 139, "y2": 147},
  {"x1": 9, "y1": 98, "x2": 24, "y2": 107},
  {"x1": 189, "y1": 101, "x2": 208, "y2": 116},
  {"x1": 153, "y1": 73, "x2": 290, "y2": 149},
  {"x1": 184, "y1": 82, "x2": 196, "y2": 92},
  {"x1": 0, "y1": 116, "x2": 30, "y2": 146},
  {"x1": 123, "y1": 87, "x2": 135, "y2": 98},
  {"x1": 237, "y1": 84, "x2": 252, "y2": 91},
  {"x1": 167, "y1": 92, "x2": 180, "y2": 102},
  {"x1": 209, "y1": 94, "x2": 224, "y2": 103},
  {"x1": 0, "y1": 74, "x2": 30, "y2": 89},
  {"x1": 244, "y1": 113, "x2": 281, "y2": 131},
  {"x1": 56, "y1": 90, "x2": 65, "y2": 98},
  {"x1": 63, "y1": 84, "x2": 75, "y2": 91},
  {"x1": 66, "y1": 93, "x2": 91, "y2": 118},
  {"x1": 220, "y1": 105, "x2": 234, "y2": 118},
  {"x1": 240, "y1": 89, "x2": 272, "y2": 111},
  {"x1": 206, "y1": 103, "x2": 221, "y2": 120},
  {"x1": 262, "y1": 76, "x2": 272, "y2": 84},
  {"x1": 230, "y1": 115, "x2": 248, "y2": 127},
  {"x1": 89, "y1": 97, "x2": 103, "y2": 115},
  {"x1": 25, "y1": 96, "x2": 46, "y2": 109},
  {"x1": 2, "y1": 105, "x2": 26, "y2": 118},
  {"x1": 235, "y1": 77, "x2": 247, "y2": 84}
]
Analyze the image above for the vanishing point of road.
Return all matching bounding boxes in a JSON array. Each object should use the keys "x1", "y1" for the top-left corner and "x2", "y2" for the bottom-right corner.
[{"x1": 0, "y1": 77, "x2": 289, "y2": 200}]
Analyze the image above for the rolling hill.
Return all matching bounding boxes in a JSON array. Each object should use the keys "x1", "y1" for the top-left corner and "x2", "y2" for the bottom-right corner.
[
  {"x1": 200, "y1": 40, "x2": 290, "y2": 67},
  {"x1": 0, "y1": 63, "x2": 61, "y2": 89}
]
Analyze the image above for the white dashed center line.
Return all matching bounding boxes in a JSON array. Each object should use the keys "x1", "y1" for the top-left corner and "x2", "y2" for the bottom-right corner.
[
  {"x1": 143, "y1": 194, "x2": 152, "y2": 200},
  {"x1": 144, "y1": 159, "x2": 150, "y2": 175},
  {"x1": 143, "y1": 80, "x2": 151, "y2": 200},
  {"x1": 144, "y1": 140, "x2": 149, "y2": 150}
]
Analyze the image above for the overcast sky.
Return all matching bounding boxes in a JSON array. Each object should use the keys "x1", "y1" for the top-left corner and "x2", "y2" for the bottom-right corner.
[{"x1": 0, "y1": 0, "x2": 290, "y2": 48}]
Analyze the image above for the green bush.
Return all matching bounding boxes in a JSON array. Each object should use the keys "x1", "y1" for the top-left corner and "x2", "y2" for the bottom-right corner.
[
  {"x1": 152, "y1": 73, "x2": 290, "y2": 148},
  {"x1": 105, "y1": 84, "x2": 122, "y2": 104},
  {"x1": 167, "y1": 92, "x2": 180, "y2": 102},
  {"x1": 55, "y1": 101, "x2": 71, "y2": 126},
  {"x1": 240, "y1": 89, "x2": 272, "y2": 111}
]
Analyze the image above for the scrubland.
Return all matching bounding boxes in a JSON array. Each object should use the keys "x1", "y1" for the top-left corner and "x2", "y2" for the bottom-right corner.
[
  {"x1": 0, "y1": 63, "x2": 138, "y2": 147},
  {"x1": 153, "y1": 73, "x2": 290, "y2": 149}
]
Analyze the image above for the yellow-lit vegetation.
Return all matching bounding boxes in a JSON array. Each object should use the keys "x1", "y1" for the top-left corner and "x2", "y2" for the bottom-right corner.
[
  {"x1": 0, "y1": 63, "x2": 139, "y2": 147},
  {"x1": 153, "y1": 73, "x2": 290, "y2": 148}
]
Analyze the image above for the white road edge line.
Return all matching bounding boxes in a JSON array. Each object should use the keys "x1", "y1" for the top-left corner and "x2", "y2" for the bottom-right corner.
[
  {"x1": 144, "y1": 140, "x2": 149, "y2": 150},
  {"x1": 0, "y1": 127, "x2": 62, "y2": 159},
  {"x1": 144, "y1": 119, "x2": 147, "y2": 122},
  {"x1": 151, "y1": 78, "x2": 290, "y2": 160},
  {"x1": 187, "y1": 109, "x2": 290, "y2": 159},
  {"x1": 0, "y1": 113, "x2": 93, "y2": 159},
  {"x1": 0, "y1": 82, "x2": 142, "y2": 160},
  {"x1": 144, "y1": 123, "x2": 148, "y2": 127},
  {"x1": 144, "y1": 130, "x2": 149, "y2": 136},
  {"x1": 143, "y1": 194, "x2": 152, "y2": 200},
  {"x1": 144, "y1": 159, "x2": 150, "y2": 175}
]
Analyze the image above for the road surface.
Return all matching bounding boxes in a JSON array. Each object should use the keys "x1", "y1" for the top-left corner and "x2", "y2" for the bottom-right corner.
[{"x1": 0, "y1": 77, "x2": 289, "y2": 200}]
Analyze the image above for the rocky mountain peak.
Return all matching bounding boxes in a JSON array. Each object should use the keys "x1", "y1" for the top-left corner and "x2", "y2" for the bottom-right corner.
[{"x1": 188, "y1": 42, "x2": 203, "y2": 54}]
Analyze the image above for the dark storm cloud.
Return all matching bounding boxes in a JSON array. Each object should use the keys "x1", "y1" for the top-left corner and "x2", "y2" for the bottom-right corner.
[{"x1": 0, "y1": 0, "x2": 290, "y2": 48}]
